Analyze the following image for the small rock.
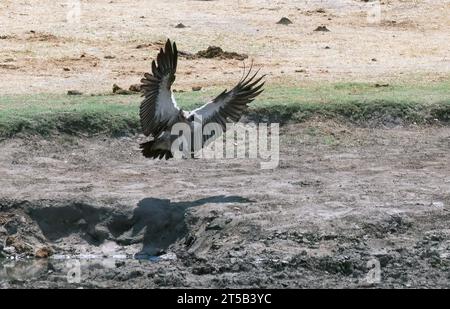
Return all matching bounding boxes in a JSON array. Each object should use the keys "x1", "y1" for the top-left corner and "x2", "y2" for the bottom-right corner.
[
  {"x1": 136, "y1": 43, "x2": 152, "y2": 49},
  {"x1": 3, "y1": 246, "x2": 15, "y2": 255},
  {"x1": 175, "y1": 23, "x2": 187, "y2": 28},
  {"x1": 104, "y1": 55, "x2": 116, "y2": 59},
  {"x1": 67, "y1": 90, "x2": 83, "y2": 95},
  {"x1": 129, "y1": 84, "x2": 142, "y2": 92},
  {"x1": 375, "y1": 83, "x2": 389, "y2": 88},
  {"x1": 314, "y1": 25, "x2": 330, "y2": 32},
  {"x1": 115, "y1": 260, "x2": 126, "y2": 268},
  {"x1": 295, "y1": 69, "x2": 307, "y2": 73},
  {"x1": 371, "y1": 58, "x2": 377, "y2": 62},
  {"x1": 159, "y1": 252, "x2": 177, "y2": 261},
  {"x1": 63, "y1": 67, "x2": 71, "y2": 71},
  {"x1": 113, "y1": 83, "x2": 134, "y2": 95},
  {"x1": 277, "y1": 17, "x2": 293, "y2": 25},
  {"x1": 206, "y1": 218, "x2": 232, "y2": 231},
  {"x1": 88, "y1": 225, "x2": 109, "y2": 241},
  {"x1": 325, "y1": 46, "x2": 331, "y2": 49},
  {"x1": 192, "y1": 86, "x2": 202, "y2": 92},
  {"x1": 35, "y1": 247, "x2": 53, "y2": 258},
  {"x1": 432, "y1": 201, "x2": 444, "y2": 208}
]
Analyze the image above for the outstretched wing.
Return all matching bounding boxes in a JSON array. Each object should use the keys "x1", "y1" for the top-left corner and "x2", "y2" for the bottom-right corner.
[
  {"x1": 188, "y1": 65, "x2": 265, "y2": 130},
  {"x1": 140, "y1": 39, "x2": 180, "y2": 137}
]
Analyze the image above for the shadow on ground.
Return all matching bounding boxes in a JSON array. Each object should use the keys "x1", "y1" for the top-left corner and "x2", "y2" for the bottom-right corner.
[{"x1": 27, "y1": 195, "x2": 251, "y2": 257}]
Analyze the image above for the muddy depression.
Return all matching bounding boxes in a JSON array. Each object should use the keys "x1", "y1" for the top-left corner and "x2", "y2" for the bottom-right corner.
[{"x1": 0, "y1": 123, "x2": 449, "y2": 288}]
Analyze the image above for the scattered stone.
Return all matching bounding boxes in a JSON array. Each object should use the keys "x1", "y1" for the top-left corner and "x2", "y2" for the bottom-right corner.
[
  {"x1": 178, "y1": 50, "x2": 195, "y2": 58},
  {"x1": 325, "y1": 46, "x2": 331, "y2": 49},
  {"x1": 136, "y1": 43, "x2": 152, "y2": 49},
  {"x1": 2, "y1": 246, "x2": 15, "y2": 255},
  {"x1": 432, "y1": 201, "x2": 444, "y2": 209},
  {"x1": 316, "y1": 8, "x2": 326, "y2": 13},
  {"x1": 104, "y1": 55, "x2": 116, "y2": 59},
  {"x1": 5, "y1": 236, "x2": 31, "y2": 254},
  {"x1": 295, "y1": 69, "x2": 306, "y2": 73},
  {"x1": 88, "y1": 226, "x2": 109, "y2": 241},
  {"x1": 35, "y1": 247, "x2": 53, "y2": 258},
  {"x1": 67, "y1": 90, "x2": 83, "y2": 95},
  {"x1": 375, "y1": 83, "x2": 389, "y2": 88},
  {"x1": 159, "y1": 252, "x2": 177, "y2": 261},
  {"x1": 206, "y1": 218, "x2": 232, "y2": 231},
  {"x1": 129, "y1": 84, "x2": 142, "y2": 92},
  {"x1": 175, "y1": 23, "x2": 187, "y2": 28},
  {"x1": 0, "y1": 64, "x2": 19, "y2": 70},
  {"x1": 192, "y1": 86, "x2": 202, "y2": 92},
  {"x1": 371, "y1": 58, "x2": 377, "y2": 62},
  {"x1": 314, "y1": 25, "x2": 330, "y2": 32},
  {"x1": 113, "y1": 84, "x2": 134, "y2": 95},
  {"x1": 277, "y1": 17, "x2": 293, "y2": 25},
  {"x1": 63, "y1": 67, "x2": 71, "y2": 71},
  {"x1": 115, "y1": 260, "x2": 126, "y2": 268}
]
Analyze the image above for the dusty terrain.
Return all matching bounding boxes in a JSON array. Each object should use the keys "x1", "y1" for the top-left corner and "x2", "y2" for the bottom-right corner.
[
  {"x1": 0, "y1": 0, "x2": 449, "y2": 94},
  {"x1": 1, "y1": 123, "x2": 449, "y2": 288},
  {"x1": 1, "y1": 0, "x2": 449, "y2": 289}
]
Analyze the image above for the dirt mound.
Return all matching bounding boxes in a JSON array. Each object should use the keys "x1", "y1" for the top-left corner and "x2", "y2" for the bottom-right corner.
[
  {"x1": 277, "y1": 17, "x2": 293, "y2": 25},
  {"x1": 185, "y1": 46, "x2": 248, "y2": 61},
  {"x1": 314, "y1": 25, "x2": 330, "y2": 32}
]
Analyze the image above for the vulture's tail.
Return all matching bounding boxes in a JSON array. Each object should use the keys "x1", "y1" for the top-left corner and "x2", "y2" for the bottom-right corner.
[{"x1": 140, "y1": 141, "x2": 173, "y2": 160}]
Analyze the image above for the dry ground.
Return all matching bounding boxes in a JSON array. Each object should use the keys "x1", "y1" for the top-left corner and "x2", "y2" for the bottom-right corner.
[
  {"x1": 0, "y1": 0, "x2": 449, "y2": 94},
  {"x1": 1, "y1": 0, "x2": 450, "y2": 289},
  {"x1": 0, "y1": 123, "x2": 449, "y2": 288}
]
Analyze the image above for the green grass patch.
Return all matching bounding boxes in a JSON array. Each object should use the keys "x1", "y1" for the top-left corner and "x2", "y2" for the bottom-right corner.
[{"x1": 0, "y1": 81, "x2": 449, "y2": 138}]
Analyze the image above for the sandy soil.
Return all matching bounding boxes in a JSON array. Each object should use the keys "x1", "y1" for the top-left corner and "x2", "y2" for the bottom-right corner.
[
  {"x1": 1, "y1": 123, "x2": 449, "y2": 288},
  {"x1": 1, "y1": 0, "x2": 449, "y2": 94}
]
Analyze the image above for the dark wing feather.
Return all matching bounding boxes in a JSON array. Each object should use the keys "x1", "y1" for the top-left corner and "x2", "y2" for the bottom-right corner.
[
  {"x1": 140, "y1": 39, "x2": 180, "y2": 137},
  {"x1": 188, "y1": 65, "x2": 265, "y2": 131}
]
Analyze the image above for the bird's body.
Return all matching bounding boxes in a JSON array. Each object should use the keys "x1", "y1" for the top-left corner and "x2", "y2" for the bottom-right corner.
[{"x1": 139, "y1": 39, "x2": 265, "y2": 160}]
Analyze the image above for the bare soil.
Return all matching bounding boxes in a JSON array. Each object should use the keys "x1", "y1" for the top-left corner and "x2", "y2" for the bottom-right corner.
[
  {"x1": 1, "y1": 123, "x2": 449, "y2": 288},
  {"x1": 0, "y1": 0, "x2": 449, "y2": 94}
]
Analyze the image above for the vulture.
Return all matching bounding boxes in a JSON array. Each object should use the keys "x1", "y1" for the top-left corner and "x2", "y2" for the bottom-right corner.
[{"x1": 139, "y1": 39, "x2": 265, "y2": 160}]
